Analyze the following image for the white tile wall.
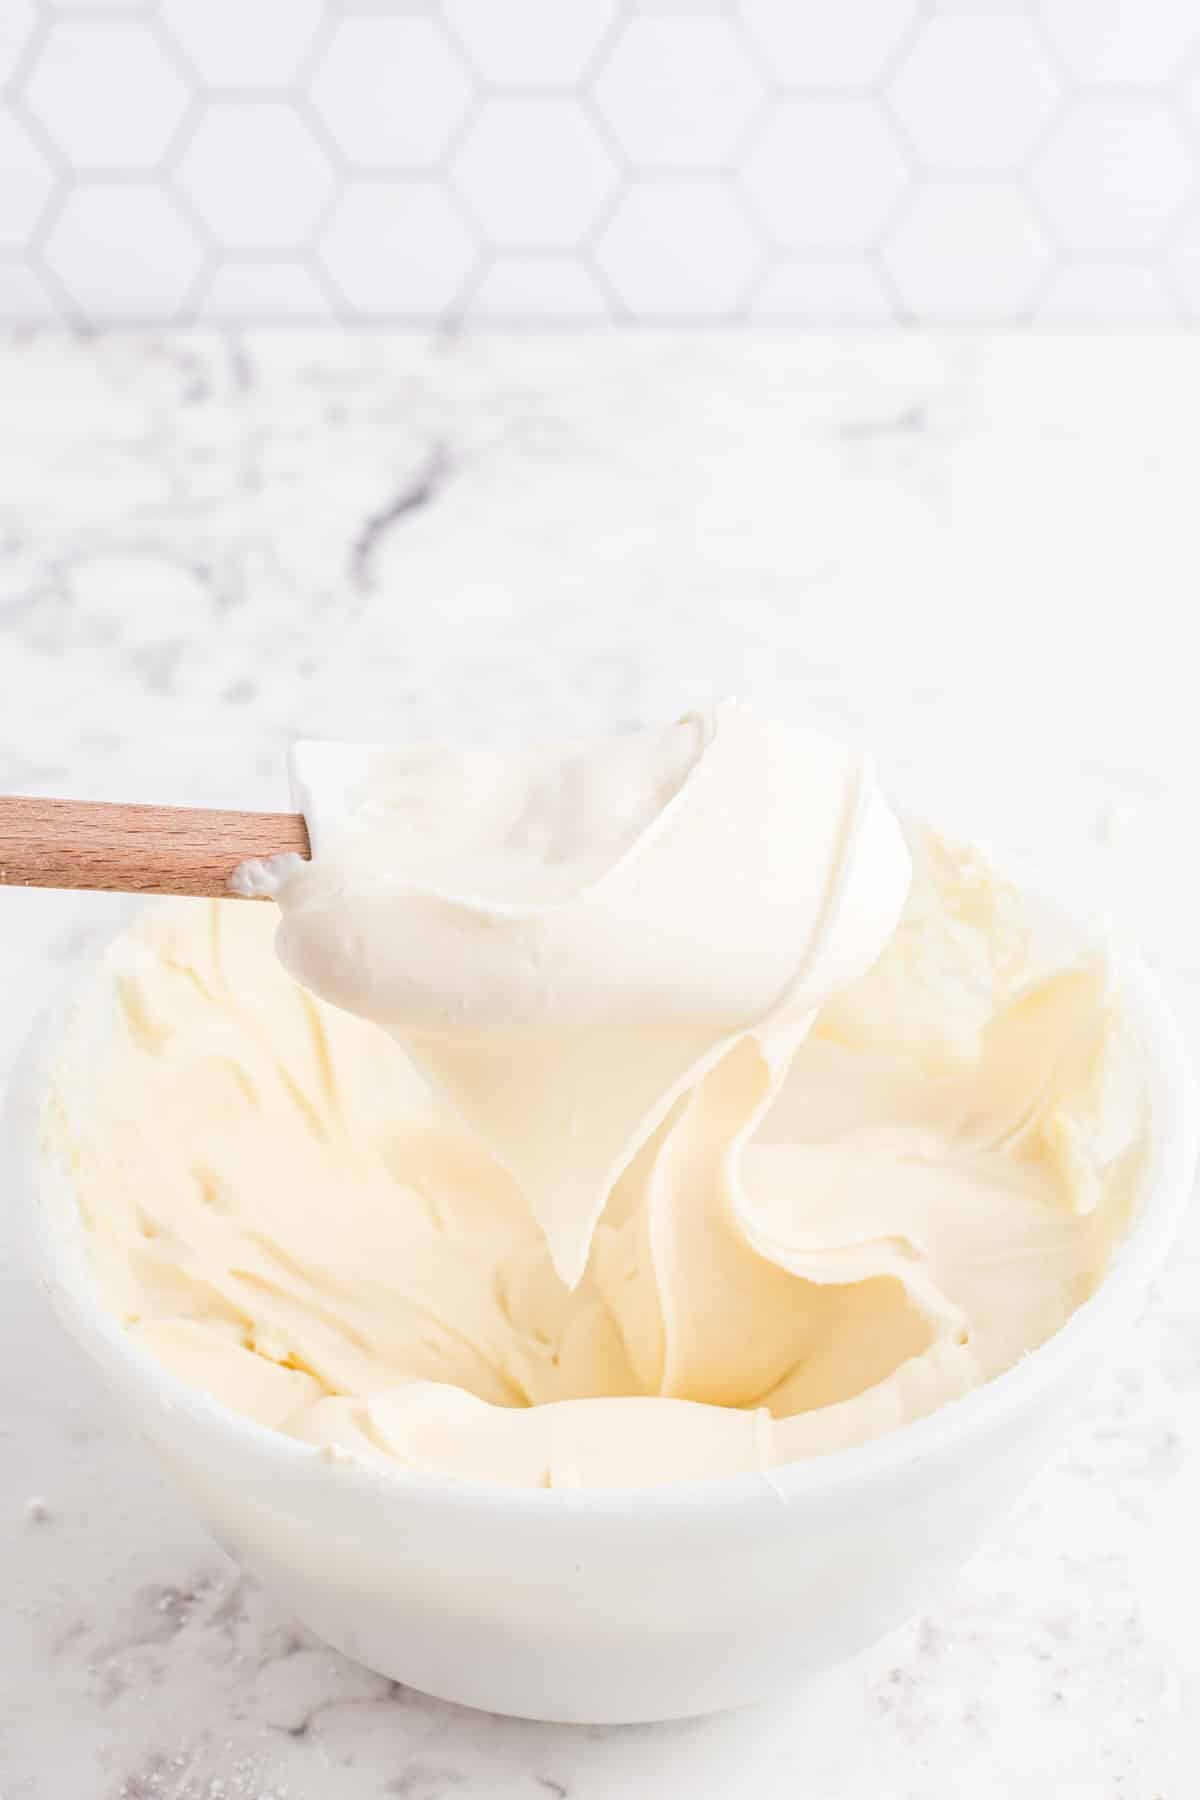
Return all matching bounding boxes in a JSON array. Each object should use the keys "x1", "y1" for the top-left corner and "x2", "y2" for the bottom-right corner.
[
  {"x1": 743, "y1": 103, "x2": 908, "y2": 252},
  {"x1": 1, "y1": 0, "x2": 1200, "y2": 322}
]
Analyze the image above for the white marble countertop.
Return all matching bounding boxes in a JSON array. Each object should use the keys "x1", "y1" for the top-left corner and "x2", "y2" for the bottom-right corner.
[{"x1": 1, "y1": 331, "x2": 1198, "y2": 1799}]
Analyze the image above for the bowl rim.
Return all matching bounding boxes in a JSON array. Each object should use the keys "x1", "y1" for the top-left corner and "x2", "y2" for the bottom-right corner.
[{"x1": 16, "y1": 872, "x2": 1199, "y2": 1524}]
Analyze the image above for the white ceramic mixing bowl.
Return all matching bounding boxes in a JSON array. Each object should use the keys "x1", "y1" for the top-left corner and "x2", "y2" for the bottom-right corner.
[{"x1": 13, "y1": 885, "x2": 1197, "y2": 1725}]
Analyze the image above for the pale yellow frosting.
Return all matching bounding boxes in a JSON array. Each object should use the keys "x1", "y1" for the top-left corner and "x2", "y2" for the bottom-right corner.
[{"x1": 54, "y1": 707, "x2": 1145, "y2": 1489}]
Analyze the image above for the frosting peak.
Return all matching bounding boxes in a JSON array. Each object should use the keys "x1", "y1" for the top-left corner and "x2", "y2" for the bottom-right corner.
[{"x1": 276, "y1": 705, "x2": 912, "y2": 1285}]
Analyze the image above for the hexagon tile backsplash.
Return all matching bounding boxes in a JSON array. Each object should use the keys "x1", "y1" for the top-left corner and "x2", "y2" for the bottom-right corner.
[{"x1": 2, "y1": 0, "x2": 1200, "y2": 325}]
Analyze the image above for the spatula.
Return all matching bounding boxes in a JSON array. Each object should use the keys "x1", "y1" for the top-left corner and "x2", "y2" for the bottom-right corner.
[{"x1": 0, "y1": 795, "x2": 310, "y2": 898}]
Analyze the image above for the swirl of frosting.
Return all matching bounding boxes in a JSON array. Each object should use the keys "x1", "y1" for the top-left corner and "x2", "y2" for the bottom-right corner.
[{"x1": 275, "y1": 704, "x2": 912, "y2": 1286}]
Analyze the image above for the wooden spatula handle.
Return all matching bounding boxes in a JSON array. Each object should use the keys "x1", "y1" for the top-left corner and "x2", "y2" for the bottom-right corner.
[{"x1": 0, "y1": 796, "x2": 310, "y2": 898}]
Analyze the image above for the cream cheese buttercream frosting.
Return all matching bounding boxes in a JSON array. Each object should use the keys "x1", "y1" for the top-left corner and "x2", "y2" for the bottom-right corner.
[{"x1": 53, "y1": 706, "x2": 1146, "y2": 1488}]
